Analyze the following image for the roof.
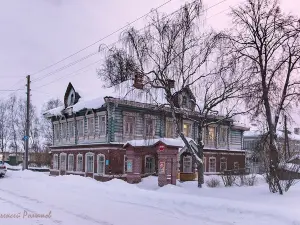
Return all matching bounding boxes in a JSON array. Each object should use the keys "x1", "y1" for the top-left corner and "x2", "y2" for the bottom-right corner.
[
  {"x1": 43, "y1": 80, "x2": 168, "y2": 117},
  {"x1": 123, "y1": 137, "x2": 195, "y2": 148}
]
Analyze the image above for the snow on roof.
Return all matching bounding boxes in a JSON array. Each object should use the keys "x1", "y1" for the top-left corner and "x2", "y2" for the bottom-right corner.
[
  {"x1": 44, "y1": 80, "x2": 168, "y2": 116},
  {"x1": 123, "y1": 137, "x2": 195, "y2": 148}
]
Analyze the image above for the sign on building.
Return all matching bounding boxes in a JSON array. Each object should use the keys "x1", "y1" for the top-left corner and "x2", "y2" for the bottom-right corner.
[{"x1": 159, "y1": 161, "x2": 165, "y2": 174}]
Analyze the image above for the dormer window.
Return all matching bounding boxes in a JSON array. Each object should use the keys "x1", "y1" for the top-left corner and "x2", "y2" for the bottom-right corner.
[
  {"x1": 70, "y1": 93, "x2": 74, "y2": 105},
  {"x1": 182, "y1": 96, "x2": 187, "y2": 108}
]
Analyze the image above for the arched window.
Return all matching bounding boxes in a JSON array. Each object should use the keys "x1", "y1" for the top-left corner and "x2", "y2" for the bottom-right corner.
[
  {"x1": 85, "y1": 153, "x2": 94, "y2": 173},
  {"x1": 60, "y1": 153, "x2": 67, "y2": 171},
  {"x1": 220, "y1": 157, "x2": 227, "y2": 172},
  {"x1": 183, "y1": 155, "x2": 192, "y2": 173},
  {"x1": 76, "y1": 154, "x2": 83, "y2": 172},
  {"x1": 145, "y1": 156, "x2": 155, "y2": 173},
  {"x1": 53, "y1": 154, "x2": 59, "y2": 170},
  {"x1": 97, "y1": 154, "x2": 105, "y2": 175},
  {"x1": 68, "y1": 154, "x2": 74, "y2": 171}
]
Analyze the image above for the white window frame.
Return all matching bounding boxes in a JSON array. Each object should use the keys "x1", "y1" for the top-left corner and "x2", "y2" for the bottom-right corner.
[
  {"x1": 98, "y1": 114, "x2": 106, "y2": 136},
  {"x1": 68, "y1": 154, "x2": 74, "y2": 171},
  {"x1": 166, "y1": 118, "x2": 175, "y2": 138},
  {"x1": 87, "y1": 116, "x2": 95, "y2": 137},
  {"x1": 76, "y1": 118, "x2": 84, "y2": 138},
  {"x1": 183, "y1": 120, "x2": 193, "y2": 138},
  {"x1": 208, "y1": 157, "x2": 216, "y2": 172},
  {"x1": 53, "y1": 122, "x2": 60, "y2": 141},
  {"x1": 220, "y1": 157, "x2": 227, "y2": 172},
  {"x1": 219, "y1": 126, "x2": 228, "y2": 145},
  {"x1": 60, "y1": 153, "x2": 67, "y2": 171},
  {"x1": 67, "y1": 119, "x2": 75, "y2": 139},
  {"x1": 85, "y1": 152, "x2": 95, "y2": 173},
  {"x1": 53, "y1": 154, "x2": 59, "y2": 170},
  {"x1": 123, "y1": 115, "x2": 135, "y2": 136},
  {"x1": 145, "y1": 155, "x2": 156, "y2": 174},
  {"x1": 145, "y1": 117, "x2": 155, "y2": 137},
  {"x1": 76, "y1": 154, "x2": 83, "y2": 172},
  {"x1": 234, "y1": 162, "x2": 239, "y2": 170},
  {"x1": 60, "y1": 121, "x2": 67, "y2": 140},
  {"x1": 97, "y1": 154, "x2": 105, "y2": 175},
  {"x1": 183, "y1": 155, "x2": 193, "y2": 173}
]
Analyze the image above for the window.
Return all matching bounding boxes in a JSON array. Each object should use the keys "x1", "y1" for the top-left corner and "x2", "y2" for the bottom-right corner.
[
  {"x1": 98, "y1": 116, "x2": 106, "y2": 135},
  {"x1": 145, "y1": 156, "x2": 155, "y2": 173},
  {"x1": 166, "y1": 120, "x2": 174, "y2": 138},
  {"x1": 219, "y1": 127, "x2": 228, "y2": 144},
  {"x1": 61, "y1": 122, "x2": 67, "y2": 139},
  {"x1": 68, "y1": 154, "x2": 74, "y2": 171},
  {"x1": 68, "y1": 121, "x2": 74, "y2": 138},
  {"x1": 182, "y1": 96, "x2": 188, "y2": 108},
  {"x1": 234, "y1": 162, "x2": 239, "y2": 170},
  {"x1": 70, "y1": 93, "x2": 74, "y2": 104},
  {"x1": 124, "y1": 116, "x2": 134, "y2": 135},
  {"x1": 88, "y1": 117, "x2": 94, "y2": 136},
  {"x1": 203, "y1": 157, "x2": 206, "y2": 172},
  {"x1": 220, "y1": 157, "x2": 227, "y2": 172},
  {"x1": 54, "y1": 124, "x2": 60, "y2": 140},
  {"x1": 76, "y1": 154, "x2": 83, "y2": 172},
  {"x1": 60, "y1": 153, "x2": 66, "y2": 171},
  {"x1": 183, "y1": 155, "x2": 193, "y2": 173},
  {"x1": 124, "y1": 155, "x2": 127, "y2": 173},
  {"x1": 127, "y1": 159, "x2": 133, "y2": 172},
  {"x1": 86, "y1": 153, "x2": 94, "y2": 173},
  {"x1": 209, "y1": 157, "x2": 216, "y2": 172},
  {"x1": 183, "y1": 122, "x2": 192, "y2": 137},
  {"x1": 53, "y1": 154, "x2": 59, "y2": 170},
  {"x1": 145, "y1": 118, "x2": 154, "y2": 136},
  {"x1": 77, "y1": 119, "x2": 84, "y2": 137},
  {"x1": 208, "y1": 127, "x2": 216, "y2": 145},
  {"x1": 97, "y1": 154, "x2": 105, "y2": 175}
]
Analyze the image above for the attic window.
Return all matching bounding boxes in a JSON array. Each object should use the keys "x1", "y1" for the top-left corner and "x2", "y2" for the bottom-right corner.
[
  {"x1": 182, "y1": 96, "x2": 187, "y2": 107},
  {"x1": 294, "y1": 128, "x2": 300, "y2": 135},
  {"x1": 70, "y1": 94, "x2": 74, "y2": 104}
]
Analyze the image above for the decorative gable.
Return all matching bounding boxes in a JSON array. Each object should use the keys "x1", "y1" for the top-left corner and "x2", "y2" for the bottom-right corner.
[
  {"x1": 173, "y1": 87, "x2": 196, "y2": 111},
  {"x1": 64, "y1": 82, "x2": 81, "y2": 108}
]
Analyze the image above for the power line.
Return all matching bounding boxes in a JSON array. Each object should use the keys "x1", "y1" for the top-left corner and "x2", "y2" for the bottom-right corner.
[
  {"x1": 30, "y1": 0, "x2": 228, "y2": 86},
  {"x1": 30, "y1": 0, "x2": 173, "y2": 77}
]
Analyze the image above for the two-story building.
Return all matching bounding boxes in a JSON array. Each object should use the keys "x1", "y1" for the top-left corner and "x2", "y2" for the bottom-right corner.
[{"x1": 44, "y1": 80, "x2": 248, "y2": 184}]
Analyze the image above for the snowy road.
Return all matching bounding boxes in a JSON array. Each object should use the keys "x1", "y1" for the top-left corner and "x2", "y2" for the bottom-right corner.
[{"x1": 0, "y1": 171, "x2": 299, "y2": 225}]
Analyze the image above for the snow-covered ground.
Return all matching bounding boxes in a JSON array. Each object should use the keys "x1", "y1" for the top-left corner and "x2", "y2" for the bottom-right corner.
[{"x1": 0, "y1": 171, "x2": 299, "y2": 225}]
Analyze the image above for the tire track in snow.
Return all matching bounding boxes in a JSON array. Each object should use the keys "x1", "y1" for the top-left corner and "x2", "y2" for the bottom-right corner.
[
  {"x1": 0, "y1": 188, "x2": 113, "y2": 225},
  {"x1": 0, "y1": 196, "x2": 62, "y2": 225}
]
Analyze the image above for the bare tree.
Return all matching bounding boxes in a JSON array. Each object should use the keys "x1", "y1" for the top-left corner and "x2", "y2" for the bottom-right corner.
[
  {"x1": 226, "y1": 0, "x2": 300, "y2": 194},
  {"x1": 0, "y1": 99, "x2": 10, "y2": 160},
  {"x1": 40, "y1": 98, "x2": 63, "y2": 148},
  {"x1": 99, "y1": 1, "x2": 248, "y2": 187},
  {"x1": 8, "y1": 95, "x2": 19, "y2": 156}
]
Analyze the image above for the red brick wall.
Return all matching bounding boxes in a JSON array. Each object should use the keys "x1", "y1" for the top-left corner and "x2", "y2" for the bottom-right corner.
[{"x1": 203, "y1": 151, "x2": 245, "y2": 173}]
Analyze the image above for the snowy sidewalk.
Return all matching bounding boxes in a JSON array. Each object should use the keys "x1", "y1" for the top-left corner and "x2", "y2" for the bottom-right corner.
[{"x1": 0, "y1": 171, "x2": 299, "y2": 225}]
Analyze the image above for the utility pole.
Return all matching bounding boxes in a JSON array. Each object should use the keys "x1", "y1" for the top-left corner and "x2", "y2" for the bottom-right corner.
[{"x1": 24, "y1": 75, "x2": 31, "y2": 170}]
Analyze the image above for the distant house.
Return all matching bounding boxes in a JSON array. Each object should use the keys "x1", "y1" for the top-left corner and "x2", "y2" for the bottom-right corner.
[
  {"x1": 243, "y1": 115, "x2": 300, "y2": 174},
  {"x1": 44, "y1": 80, "x2": 249, "y2": 184}
]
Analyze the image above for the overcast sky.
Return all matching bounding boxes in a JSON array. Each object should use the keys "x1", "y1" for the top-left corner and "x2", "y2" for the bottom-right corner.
[{"x1": 0, "y1": 0, "x2": 298, "y2": 113}]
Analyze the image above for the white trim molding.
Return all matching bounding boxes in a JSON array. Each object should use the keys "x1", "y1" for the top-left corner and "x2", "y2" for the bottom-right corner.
[{"x1": 96, "y1": 154, "x2": 105, "y2": 175}]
